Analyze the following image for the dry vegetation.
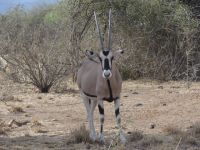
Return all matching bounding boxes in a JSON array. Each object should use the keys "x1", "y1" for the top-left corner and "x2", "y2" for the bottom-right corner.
[
  {"x1": 0, "y1": 0, "x2": 200, "y2": 150},
  {"x1": 0, "y1": 73, "x2": 200, "y2": 149},
  {"x1": 0, "y1": 0, "x2": 200, "y2": 93}
]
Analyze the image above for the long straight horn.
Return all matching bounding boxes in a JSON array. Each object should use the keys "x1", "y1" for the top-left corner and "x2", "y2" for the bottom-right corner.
[
  {"x1": 108, "y1": 9, "x2": 112, "y2": 51},
  {"x1": 94, "y1": 11, "x2": 104, "y2": 51}
]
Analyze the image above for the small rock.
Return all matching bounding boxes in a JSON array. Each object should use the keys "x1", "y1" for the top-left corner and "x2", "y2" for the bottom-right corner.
[
  {"x1": 123, "y1": 95, "x2": 129, "y2": 98},
  {"x1": 187, "y1": 125, "x2": 193, "y2": 129},
  {"x1": 37, "y1": 96, "x2": 42, "y2": 99},
  {"x1": 120, "y1": 104, "x2": 124, "y2": 106},
  {"x1": 158, "y1": 86, "x2": 163, "y2": 89},
  {"x1": 132, "y1": 92, "x2": 139, "y2": 94},
  {"x1": 171, "y1": 86, "x2": 180, "y2": 89},
  {"x1": 135, "y1": 103, "x2": 143, "y2": 107},
  {"x1": 25, "y1": 114, "x2": 31, "y2": 117},
  {"x1": 51, "y1": 119, "x2": 58, "y2": 122},
  {"x1": 162, "y1": 103, "x2": 167, "y2": 106},
  {"x1": 127, "y1": 131, "x2": 132, "y2": 134},
  {"x1": 149, "y1": 123, "x2": 156, "y2": 129}
]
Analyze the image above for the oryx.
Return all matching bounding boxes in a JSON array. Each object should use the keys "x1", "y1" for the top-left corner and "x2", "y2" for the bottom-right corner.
[{"x1": 77, "y1": 9, "x2": 126, "y2": 144}]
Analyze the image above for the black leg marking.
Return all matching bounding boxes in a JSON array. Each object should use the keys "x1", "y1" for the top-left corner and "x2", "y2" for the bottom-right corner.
[
  {"x1": 100, "y1": 124, "x2": 103, "y2": 133},
  {"x1": 98, "y1": 105, "x2": 104, "y2": 115},
  {"x1": 89, "y1": 99, "x2": 91, "y2": 105},
  {"x1": 115, "y1": 108, "x2": 119, "y2": 117}
]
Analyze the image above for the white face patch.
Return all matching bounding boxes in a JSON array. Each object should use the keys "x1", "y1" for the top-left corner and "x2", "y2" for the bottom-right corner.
[{"x1": 99, "y1": 50, "x2": 113, "y2": 78}]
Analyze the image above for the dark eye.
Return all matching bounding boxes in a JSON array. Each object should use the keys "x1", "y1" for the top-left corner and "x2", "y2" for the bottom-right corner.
[
  {"x1": 90, "y1": 51, "x2": 94, "y2": 55},
  {"x1": 111, "y1": 56, "x2": 114, "y2": 60}
]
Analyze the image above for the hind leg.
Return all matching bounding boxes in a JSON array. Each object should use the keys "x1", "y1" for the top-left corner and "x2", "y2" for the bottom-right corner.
[{"x1": 81, "y1": 93, "x2": 97, "y2": 141}]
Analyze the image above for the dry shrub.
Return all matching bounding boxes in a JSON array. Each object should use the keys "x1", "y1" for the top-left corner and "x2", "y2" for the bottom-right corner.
[
  {"x1": 0, "y1": 0, "x2": 198, "y2": 84},
  {"x1": 128, "y1": 131, "x2": 143, "y2": 142},
  {"x1": 139, "y1": 136, "x2": 163, "y2": 148},
  {"x1": 67, "y1": 125, "x2": 91, "y2": 144},
  {"x1": 184, "y1": 136, "x2": 199, "y2": 146},
  {"x1": 31, "y1": 120, "x2": 48, "y2": 133},
  {"x1": 9, "y1": 106, "x2": 25, "y2": 113},
  {"x1": 0, "y1": 6, "x2": 72, "y2": 93},
  {"x1": 163, "y1": 126, "x2": 183, "y2": 136},
  {"x1": 189, "y1": 122, "x2": 200, "y2": 138},
  {"x1": 0, "y1": 120, "x2": 10, "y2": 135}
]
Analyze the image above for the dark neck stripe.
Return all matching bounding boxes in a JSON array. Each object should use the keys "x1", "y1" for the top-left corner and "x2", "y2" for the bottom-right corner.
[{"x1": 107, "y1": 79, "x2": 113, "y2": 99}]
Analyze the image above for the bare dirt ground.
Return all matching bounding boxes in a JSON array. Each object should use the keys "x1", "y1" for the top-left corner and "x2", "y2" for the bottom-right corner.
[{"x1": 0, "y1": 72, "x2": 200, "y2": 150}]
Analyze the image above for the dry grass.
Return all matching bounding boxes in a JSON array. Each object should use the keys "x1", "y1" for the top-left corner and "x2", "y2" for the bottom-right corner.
[
  {"x1": 163, "y1": 126, "x2": 183, "y2": 136},
  {"x1": 128, "y1": 131, "x2": 144, "y2": 142},
  {"x1": 66, "y1": 125, "x2": 91, "y2": 144},
  {"x1": 31, "y1": 120, "x2": 48, "y2": 133},
  {"x1": 0, "y1": 120, "x2": 10, "y2": 135},
  {"x1": 189, "y1": 122, "x2": 200, "y2": 138},
  {"x1": 139, "y1": 135, "x2": 163, "y2": 148},
  {"x1": 9, "y1": 106, "x2": 25, "y2": 113}
]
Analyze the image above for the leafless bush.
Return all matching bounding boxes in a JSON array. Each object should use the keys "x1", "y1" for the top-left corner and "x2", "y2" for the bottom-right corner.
[
  {"x1": 0, "y1": 7, "x2": 72, "y2": 93},
  {"x1": 1, "y1": 0, "x2": 199, "y2": 84}
]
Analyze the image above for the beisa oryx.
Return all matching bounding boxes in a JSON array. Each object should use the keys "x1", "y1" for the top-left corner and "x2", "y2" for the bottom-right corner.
[{"x1": 77, "y1": 9, "x2": 126, "y2": 144}]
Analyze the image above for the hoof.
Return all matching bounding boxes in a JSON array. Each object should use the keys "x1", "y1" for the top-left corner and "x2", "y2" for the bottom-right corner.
[
  {"x1": 90, "y1": 132, "x2": 97, "y2": 142},
  {"x1": 99, "y1": 134, "x2": 105, "y2": 144},
  {"x1": 119, "y1": 132, "x2": 127, "y2": 145}
]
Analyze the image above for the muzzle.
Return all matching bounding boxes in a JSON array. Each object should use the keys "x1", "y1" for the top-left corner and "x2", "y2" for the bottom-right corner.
[{"x1": 103, "y1": 70, "x2": 112, "y2": 78}]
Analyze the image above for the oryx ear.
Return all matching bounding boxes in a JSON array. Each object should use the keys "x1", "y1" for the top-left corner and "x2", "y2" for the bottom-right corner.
[
  {"x1": 85, "y1": 50, "x2": 99, "y2": 59},
  {"x1": 113, "y1": 49, "x2": 124, "y2": 56}
]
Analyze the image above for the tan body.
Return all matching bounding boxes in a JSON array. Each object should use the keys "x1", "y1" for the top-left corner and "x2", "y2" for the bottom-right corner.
[{"x1": 77, "y1": 59, "x2": 122, "y2": 100}]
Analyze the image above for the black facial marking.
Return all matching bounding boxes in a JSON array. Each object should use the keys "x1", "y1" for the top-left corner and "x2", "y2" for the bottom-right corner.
[
  {"x1": 98, "y1": 105, "x2": 104, "y2": 115},
  {"x1": 104, "y1": 58, "x2": 110, "y2": 70},
  {"x1": 115, "y1": 108, "x2": 119, "y2": 117},
  {"x1": 103, "y1": 50, "x2": 109, "y2": 56}
]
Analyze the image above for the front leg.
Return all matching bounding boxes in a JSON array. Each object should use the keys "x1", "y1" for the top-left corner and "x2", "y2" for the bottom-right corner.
[
  {"x1": 114, "y1": 98, "x2": 127, "y2": 144},
  {"x1": 98, "y1": 100, "x2": 105, "y2": 143}
]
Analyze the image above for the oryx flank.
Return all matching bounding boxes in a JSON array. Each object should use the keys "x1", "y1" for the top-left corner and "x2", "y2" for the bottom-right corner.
[{"x1": 77, "y1": 9, "x2": 126, "y2": 144}]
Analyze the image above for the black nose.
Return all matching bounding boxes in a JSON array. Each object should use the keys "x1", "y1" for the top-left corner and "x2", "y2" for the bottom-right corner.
[{"x1": 104, "y1": 72, "x2": 110, "y2": 78}]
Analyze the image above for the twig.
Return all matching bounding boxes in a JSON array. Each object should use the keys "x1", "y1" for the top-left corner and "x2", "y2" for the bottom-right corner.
[
  {"x1": 108, "y1": 133, "x2": 119, "y2": 150},
  {"x1": 175, "y1": 137, "x2": 182, "y2": 150},
  {"x1": 108, "y1": 127, "x2": 123, "y2": 150},
  {"x1": 68, "y1": 102, "x2": 82, "y2": 106}
]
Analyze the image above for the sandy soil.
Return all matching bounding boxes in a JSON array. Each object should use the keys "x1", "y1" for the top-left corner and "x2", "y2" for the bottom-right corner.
[{"x1": 0, "y1": 72, "x2": 200, "y2": 149}]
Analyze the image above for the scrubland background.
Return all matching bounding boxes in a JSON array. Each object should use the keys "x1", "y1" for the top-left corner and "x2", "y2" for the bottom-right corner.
[{"x1": 1, "y1": 0, "x2": 200, "y2": 150}]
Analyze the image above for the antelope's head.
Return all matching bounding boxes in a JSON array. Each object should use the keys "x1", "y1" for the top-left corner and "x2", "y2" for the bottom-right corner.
[{"x1": 87, "y1": 9, "x2": 123, "y2": 79}]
